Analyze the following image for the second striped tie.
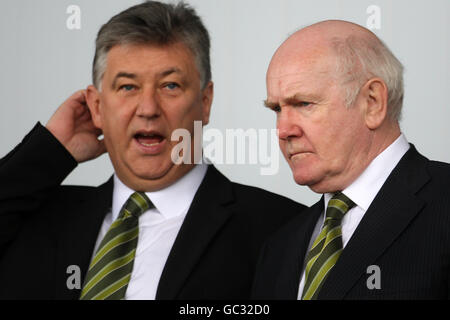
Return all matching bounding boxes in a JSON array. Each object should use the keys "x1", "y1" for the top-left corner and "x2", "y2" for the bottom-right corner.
[
  {"x1": 301, "y1": 192, "x2": 355, "y2": 300},
  {"x1": 80, "y1": 192, "x2": 152, "y2": 300}
]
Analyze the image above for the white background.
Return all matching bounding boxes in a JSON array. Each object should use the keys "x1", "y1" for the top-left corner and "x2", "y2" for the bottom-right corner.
[{"x1": 1, "y1": 0, "x2": 449, "y2": 206}]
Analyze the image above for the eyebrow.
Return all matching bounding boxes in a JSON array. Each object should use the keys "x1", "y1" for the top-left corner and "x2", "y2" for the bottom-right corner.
[
  {"x1": 111, "y1": 68, "x2": 183, "y2": 89},
  {"x1": 264, "y1": 93, "x2": 321, "y2": 109},
  {"x1": 111, "y1": 72, "x2": 137, "y2": 89},
  {"x1": 159, "y1": 67, "x2": 182, "y2": 78},
  {"x1": 263, "y1": 99, "x2": 279, "y2": 109}
]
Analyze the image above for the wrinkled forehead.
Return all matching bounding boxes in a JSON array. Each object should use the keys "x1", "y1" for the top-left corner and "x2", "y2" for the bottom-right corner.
[
  {"x1": 266, "y1": 50, "x2": 339, "y2": 94},
  {"x1": 269, "y1": 39, "x2": 338, "y2": 75}
]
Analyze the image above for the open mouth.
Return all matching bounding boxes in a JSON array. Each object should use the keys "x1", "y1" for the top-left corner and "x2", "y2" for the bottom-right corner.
[{"x1": 134, "y1": 133, "x2": 165, "y2": 147}]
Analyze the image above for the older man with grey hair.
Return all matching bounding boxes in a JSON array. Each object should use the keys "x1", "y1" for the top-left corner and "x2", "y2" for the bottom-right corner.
[
  {"x1": 252, "y1": 20, "x2": 450, "y2": 300},
  {"x1": 0, "y1": 1, "x2": 304, "y2": 300}
]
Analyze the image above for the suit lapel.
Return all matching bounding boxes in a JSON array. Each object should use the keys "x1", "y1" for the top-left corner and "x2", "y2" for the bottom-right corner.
[
  {"x1": 53, "y1": 177, "x2": 113, "y2": 299},
  {"x1": 319, "y1": 146, "x2": 430, "y2": 299},
  {"x1": 155, "y1": 166, "x2": 233, "y2": 299},
  {"x1": 274, "y1": 198, "x2": 324, "y2": 299},
  {"x1": 53, "y1": 166, "x2": 233, "y2": 300}
]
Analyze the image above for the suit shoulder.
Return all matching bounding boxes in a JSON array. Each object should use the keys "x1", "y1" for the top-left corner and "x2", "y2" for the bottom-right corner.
[
  {"x1": 231, "y1": 181, "x2": 306, "y2": 211},
  {"x1": 57, "y1": 184, "x2": 97, "y2": 196},
  {"x1": 224, "y1": 181, "x2": 307, "y2": 244},
  {"x1": 51, "y1": 180, "x2": 112, "y2": 206},
  {"x1": 426, "y1": 159, "x2": 450, "y2": 187},
  {"x1": 44, "y1": 185, "x2": 98, "y2": 209},
  {"x1": 428, "y1": 159, "x2": 450, "y2": 174},
  {"x1": 228, "y1": 181, "x2": 307, "y2": 230}
]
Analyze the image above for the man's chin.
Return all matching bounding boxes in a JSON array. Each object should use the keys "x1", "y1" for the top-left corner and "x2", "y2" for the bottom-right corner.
[
  {"x1": 123, "y1": 172, "x2": 173, "y2": 192},
  {"x1": 126, "y1": 162, "x2": 195, "y2": 191},
  {"x1": 132, "y1": 166, "x2": 174, "y2": 182},
  {"x1": 292, "y1": 172, "x2": 324, "y2": 192},
  {"x1": 115, "y1": 160, "x2": 174, "y2": 189}
]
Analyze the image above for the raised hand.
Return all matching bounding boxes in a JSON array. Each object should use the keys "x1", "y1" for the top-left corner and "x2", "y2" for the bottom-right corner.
[{"x1": 46, "y1": 90, "x2": 106, "y2": 163}]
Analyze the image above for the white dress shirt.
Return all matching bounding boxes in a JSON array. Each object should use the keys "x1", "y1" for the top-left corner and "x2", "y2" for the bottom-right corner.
[
  {"x1": 297, "y1": 134, "x2": 410, "y2": 299},
  {"x1": 92, "y1": 163, "x2": 208, "y2": 300}
]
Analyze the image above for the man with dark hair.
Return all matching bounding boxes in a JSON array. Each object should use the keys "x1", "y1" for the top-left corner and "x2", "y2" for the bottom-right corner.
[{"x1": 0, "y1": 1, "x2": 304, "y2": 300}]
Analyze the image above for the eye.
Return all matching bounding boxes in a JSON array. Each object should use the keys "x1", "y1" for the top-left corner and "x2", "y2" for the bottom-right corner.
[
  {"x1": 165, "y1": 82, "x2": 180, "y2": 90},
  {"x1": 272, "y1": 105, "x2": 281, "y2": 113},
  {"x1": 119, "y1": 84, "x2": 137, "y2": 92},
  {"x1": 297, "y1": 101, "x2": 312, "y2": 107}
]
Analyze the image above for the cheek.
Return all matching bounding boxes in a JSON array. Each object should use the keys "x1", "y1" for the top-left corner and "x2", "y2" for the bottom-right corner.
[
  {"x1": 278, "y1": 139, "x2": 289, "y2": 158},
  {"x1": 321, "y1": 124, "x2": 361, "y2": 169},
  {"x1": 167, "y1": 99, "x2": 203, "y2": 130},
  {"x1": 314, "y1": 130, "x2": 346, "y2": 166},
  {"x1": 99, "y1": 102, "x2": 134, "y2": 148},
  {"x1": 102, "y1": 96, "x2": 133, "y2": 124},
  {"x1": 309, "y1": 108, "x2": 353, "y2": 152}
]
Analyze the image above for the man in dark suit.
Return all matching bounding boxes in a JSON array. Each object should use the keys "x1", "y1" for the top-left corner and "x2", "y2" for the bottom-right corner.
[
  {"x1": 0, "y1": 1, "x2": 305, "y2": 300},
  {"x1": 252, "y1": 20, "x2": 450, "y2": 299}
]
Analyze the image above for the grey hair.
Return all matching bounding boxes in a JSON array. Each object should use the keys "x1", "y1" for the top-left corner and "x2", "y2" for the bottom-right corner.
[
  {"x1": 92, "y1": 1, "x2": 211, "y2": 90},
  {"x1": 331, "y1": 35, "x2": 404, "y2": 122}
]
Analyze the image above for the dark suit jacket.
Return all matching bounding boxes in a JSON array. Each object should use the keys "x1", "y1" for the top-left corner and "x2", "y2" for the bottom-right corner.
[
  {"x1": 0, "y1": 123, "x2": 306, "y2": 300},
  {"x1": 252, "y1": 145, "x2": 450, "y2": 299}
]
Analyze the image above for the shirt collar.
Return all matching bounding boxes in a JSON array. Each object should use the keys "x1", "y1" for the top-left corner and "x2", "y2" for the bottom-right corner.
[
  {"x1": 324, "y1": 134, "x2": 410, "y2": 211},
  {"x1": 112, "y1": 163, "x2": 208, "y2": 221}
]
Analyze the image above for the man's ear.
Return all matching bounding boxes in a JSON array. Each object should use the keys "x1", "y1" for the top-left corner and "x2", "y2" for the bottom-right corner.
[
  {"x1": 361, "y1": 78, "x2": 388, "y2": 130},
  {"x1": 86, "y1": 85, "x2": 103, "y2": 129},
  {"x1": 201, "y1": 81, "x2": 214, "y2": 126}
]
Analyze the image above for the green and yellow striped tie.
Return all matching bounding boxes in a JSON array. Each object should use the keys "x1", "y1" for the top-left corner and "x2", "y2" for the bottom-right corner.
[
  {"x1": 301, "y1": 192, "x2": 355, "y2": 300},
  {"x1": 80, "y1": 192, "x2": 152, "y2": 300}
]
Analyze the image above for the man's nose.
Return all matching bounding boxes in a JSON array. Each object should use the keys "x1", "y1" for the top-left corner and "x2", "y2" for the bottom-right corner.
[
  {"x1": 136, "y1": 89, "x2": 161, "y2": 118},
  {"x1": 277, "y1": 108, "x2": 303, "y2": 140}
]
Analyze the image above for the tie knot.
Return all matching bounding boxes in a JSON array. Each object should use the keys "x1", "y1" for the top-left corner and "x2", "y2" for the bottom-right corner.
[
  {"x1": 119, "y1": 192, "x2": 153, "y2": 219},
  {"x1": 325, "y1": 192, "x2": 355, "y2": 221}
]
